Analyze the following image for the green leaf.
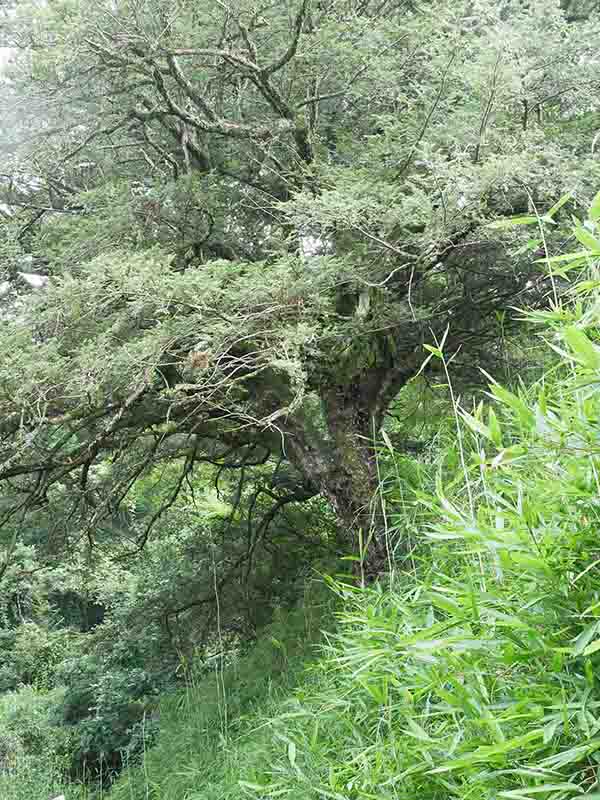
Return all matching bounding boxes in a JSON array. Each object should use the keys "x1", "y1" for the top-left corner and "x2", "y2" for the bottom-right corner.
[
  {"x1": 539, "y1": 740, "x2": 600, "y2": 769},
  {"x1": 405, "y1": 717, "x2": 433, "y2": 741},
  {"x1": 537, "y1": 250, "x2": 593, "y2": 264},
  {"x1": 545, "y1": 192, "x2": 573, "y2": 219},
  {"x1": 509, "y1": 552, "x2": 552, "y2": 574},
  {"x1": 583, "y1": 639, "x2": 600, "y2": 657},
  {"x1": 431, "y1": 730, "x2": 544, "y2": 773},
  {"x1": 589, "y1": 190, "x2": 600, "y2": 223},
  {"x1": 487, "y1": 215, "x2": 539, "y2": 229},
  {"x1": 423, "y1": 344, "x2": 443, "y2": 359},
  {"x1": 482, "y1": 374, "x2": 535, "y2": 431},
  {"x1": 380, "y1": 428, "x2": 394, "y2": 454},
  {"x1": 543, "y1": 717, "x2": 560, "y2": 744},
  {"x1": 488, "y1": 407, "x2": 503, "y2": 447},
  {"x1": 499, "y1": 784, "x2": 583, "y2": 798},
  {"x1": 573, "y1": 622, "x2": 600, "y2": 656},
  {"x1": 574, "y1": 223, "x2": 600, "y2": 252},
  {"x1": 460, "y1": 408, "x2": 492, "y2": 440},
  {"x1": 428, "y1": 591, "x2": 462, "y2": 616},
  {"x1": 562, "y1": 327, "x2": 600, "y2": 370},
  {"x1": 287, "y1": 740, "x2": 296, "y2": 768}
]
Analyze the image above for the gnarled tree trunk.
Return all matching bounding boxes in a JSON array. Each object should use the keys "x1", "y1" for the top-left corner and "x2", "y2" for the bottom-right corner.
[{"x1": 281, "y1": 367, "x2": 416, "y2": 579}]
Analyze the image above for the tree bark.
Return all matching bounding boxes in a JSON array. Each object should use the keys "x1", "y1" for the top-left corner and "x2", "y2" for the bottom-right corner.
[{"x1": 280, "y1": 372, "x2": 409, "y2": 580}]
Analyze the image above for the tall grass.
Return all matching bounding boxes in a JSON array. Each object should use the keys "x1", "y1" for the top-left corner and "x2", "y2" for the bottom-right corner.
[
  {"x1": 107, "y1": 581, "x2": 334, "y2": 800},
  {"x1": 0, "y1": 686, "x2": 86, "y2": 800}
]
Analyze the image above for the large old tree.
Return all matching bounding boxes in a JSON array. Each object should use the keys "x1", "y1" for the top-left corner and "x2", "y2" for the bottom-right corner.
[{"x1": 0, "y1": 0, "x2": 598, "y2": 576}]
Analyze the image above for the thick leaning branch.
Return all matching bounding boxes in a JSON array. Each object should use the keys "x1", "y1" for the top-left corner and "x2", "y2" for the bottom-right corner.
[{"x1": 262, "y1": 0, "x2": 311, "y2": 77}]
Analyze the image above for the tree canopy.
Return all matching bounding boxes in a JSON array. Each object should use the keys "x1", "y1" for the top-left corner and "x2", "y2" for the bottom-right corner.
[{"x1": 0, "y1": 0, "x2": 599, "y2": 578}]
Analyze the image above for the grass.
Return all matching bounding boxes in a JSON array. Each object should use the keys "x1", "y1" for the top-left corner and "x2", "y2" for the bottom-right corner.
[
  {"x1": 107, "y1": 580, "x2": 335, "y2": 800},
  {"x1": 0, "y1": 686, "x2": 85, "y2": 800}
]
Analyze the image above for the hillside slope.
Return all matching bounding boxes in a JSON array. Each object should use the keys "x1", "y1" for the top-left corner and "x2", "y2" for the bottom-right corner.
[{"x1": 103, "y1": 199, "x2": 600, "y2": 800}]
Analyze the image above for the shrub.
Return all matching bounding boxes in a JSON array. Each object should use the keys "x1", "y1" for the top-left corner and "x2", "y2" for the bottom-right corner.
[
  {"x1": 0, "y1": 686, "x2": 80, "y2": 800},
  {"x1": 55, "y1": 652, "x2": 161, "y2": 781}
]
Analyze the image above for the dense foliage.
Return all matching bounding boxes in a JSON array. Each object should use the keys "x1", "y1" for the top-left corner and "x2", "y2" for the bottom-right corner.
[
  {"x1": 14, "y1": 191, "x2": 598, "y2": 800},
  {"x1": 1, "y1": 0, "x2": 600, "y2": 797},
  {"x1": 0, "y1": 0, "x2": 598, "y2": 576}
]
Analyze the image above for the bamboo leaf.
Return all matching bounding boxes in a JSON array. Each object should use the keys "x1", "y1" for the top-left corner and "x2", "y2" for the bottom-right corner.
[
  {"x1": 583, "y1": 639, "x2": 600, "y2": 657},
  {"x1": 573, "y1": 622, "x2": 600, "y2": 656},
  {"x1": 460, "y1": 408, "x2": 492, "y2": 440},
  {"x1": 488, "y1": 215, "x2": 539, "y2": 229},
  {"x1": 574, "y1": 223, "x2": 600, "y2": 252},
  {"x1": 499, "y1": 784, "x2": 583, "y2": 798},
  {"x1": 562, "y1": 327, "x2": 600, "y2": 370},
  {"x1": 546, "y1": 192, "x2": 573, "y2": 219},
  {"x1": 287, "y1": 740, "x2": 296, "y2": 768},
  {"x1": 589, "y1": 190, "x2": 600, "y2": 223}
]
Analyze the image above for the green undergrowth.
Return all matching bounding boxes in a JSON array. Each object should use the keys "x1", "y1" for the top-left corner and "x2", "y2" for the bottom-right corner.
[
  {"x1": 0, "y1": 686, "x2": 83, "y2": 800},
  {"x1": 0, "y1": 582, "x2": 335, "y2": 800},
  {"x1": 107, "y1": 582, "x2": 336, "y2": 800}
]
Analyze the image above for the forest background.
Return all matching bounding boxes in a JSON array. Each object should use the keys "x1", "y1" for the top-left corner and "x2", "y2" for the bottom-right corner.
[{"x1": 0, "y1": 0, "x2": 599, "y2": 798}]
